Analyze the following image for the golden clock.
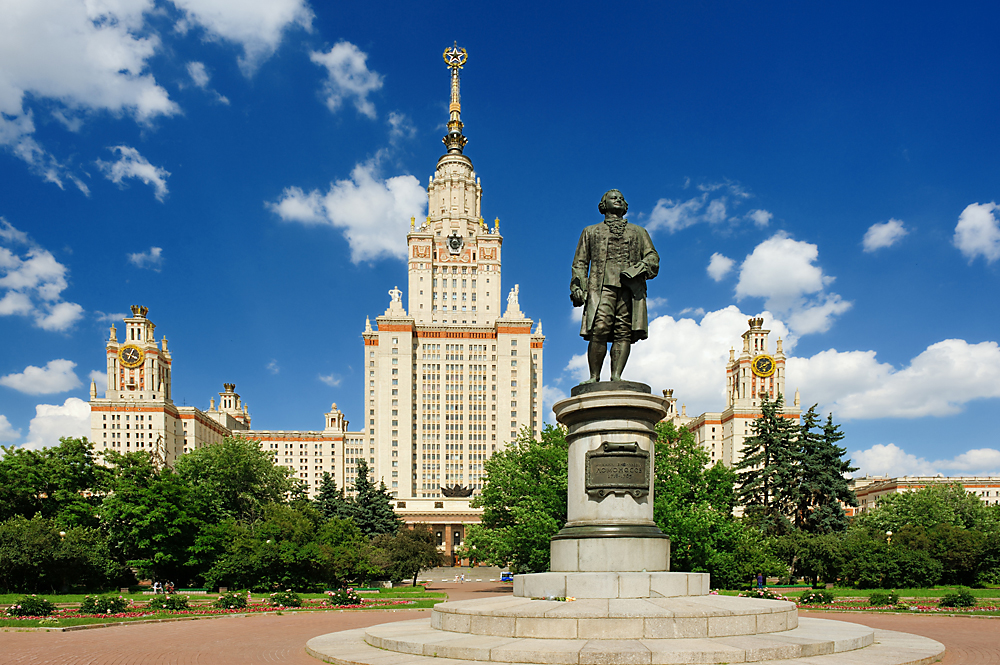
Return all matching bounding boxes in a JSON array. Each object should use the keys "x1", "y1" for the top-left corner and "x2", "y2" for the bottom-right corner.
[
  {"x1": 751, "y1": 354, "x2": 776, "y2": 378},
  {"x1": 119, "y1": 344, "x2": 145, "y2": 368}
]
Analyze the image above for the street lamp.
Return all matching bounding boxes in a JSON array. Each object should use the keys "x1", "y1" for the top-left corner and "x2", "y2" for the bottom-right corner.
[{"x1": 886, "y1": 530, "x2": 893, "y2": 545}]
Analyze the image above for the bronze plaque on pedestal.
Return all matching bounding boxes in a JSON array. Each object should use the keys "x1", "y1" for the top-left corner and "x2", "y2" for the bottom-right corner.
[{"x1": 585, "y1": 441, "x2": 649, "y2": 498}]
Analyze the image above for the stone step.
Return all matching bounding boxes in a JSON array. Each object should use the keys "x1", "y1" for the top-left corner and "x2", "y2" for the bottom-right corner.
[
  {"x1": 305, "y1": 620, "x2": 944, "y2": 665},
  {"x1": 432, "y1": 595, "x2": 797, "y2": 639}
]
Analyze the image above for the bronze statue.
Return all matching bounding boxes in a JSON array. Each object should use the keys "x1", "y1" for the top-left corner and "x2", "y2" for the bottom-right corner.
[{"x1": 571, "y1": 189, "x2": 659, "y2": 383}]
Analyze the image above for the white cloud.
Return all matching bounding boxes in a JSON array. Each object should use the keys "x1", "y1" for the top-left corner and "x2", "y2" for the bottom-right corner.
[
  {"x1": 953, "y1": 202, "x2": 1000, "y2": 263},
  {"x1": 387, "y1": 111, "x2": 416, "y2": 144},
  {"x1": 127, "y1": 246, "x2": 164, "y2": 271},
  {"x1": 643, "y1": 181, "x2": 764, "y2": 234},
  {"x1": 542, "y1": 385, "x2": 567, "y2": 423},
  {"x1": 852, "y1": 444, "x2": 936, "y2": 477},
  {"x1": 95, "y1": 311, "x2": 128, "y2": 323},
  {"x1": 0, "y1": 219, "x2": 84, "y2": 331},
  {"x1": 706, "y1": 253, "x2": 734, "y2": 281},
  {"x1": 187, "y1": 61, "x2": 211, "y2": 88},
  {"x1": 851, "y1": 443, "x2": 1000, "y2": 478},
  {"x1": 566, "y1": 306, "x2": 792, "y2": 413},
  {"x1": 570, "y1": 306, "x2": 583, "y2": 323},
  {"x1": 267, "y1": 157, "x2": 427, "y2": 263},
  {"x1": 97, "y1": 146, "x2": 170, "y2": 201},
  {"x1": 735, "y1": 232, "x2": 851, "y2": 334},
  {"x1": 0, "y1": 359, "x2": 82, "y2": 395},
  {"x1": 89, "y1": 369, "x2": 106, "y2": 387},
  {"x1": 646, "y1": 297, "x2": 669, "y2": 311},
  {"x1": 318, "y1": 373, "x2": 341, "y2": 387},
  {"x1": 21, "y1": 397, "x2": 90, "y2": 450},
  {"x1": 0, "y1": 415, "x2": 20, "y2": 443},
  {"x1": 266, "y1": 359, "x2": 280, "y2": 374},
  {"x1": 748, "y1": 209, "x2": 772, "y2": 227},
  {"x1": 863, "y1": 218, "x2": 908, "y2": 252},
  {"x1": 309, "y1": 42, "x2": 383, "y2": 119},
  {"x1": 185, "y1": 61, "x2": 229, "y2": 104},
  {"x1": 789, "y1": 338, "x2": 1000, "y2": 420},
  {"x1": 0, "y1": 0, "x2": 178, "y2": 188},
  {"x1": 171, "y1": 0, "x2": 313, "y2": 76}
]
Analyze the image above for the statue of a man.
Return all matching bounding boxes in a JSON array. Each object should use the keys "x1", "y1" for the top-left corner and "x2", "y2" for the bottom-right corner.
[{"x1": 571, "y1": 189, "x2": 659, "y2": 383}]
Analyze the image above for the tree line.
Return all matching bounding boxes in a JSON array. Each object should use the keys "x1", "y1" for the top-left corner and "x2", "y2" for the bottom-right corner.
[
  {"x1": 463, "y1": 396, "x2": 1000, "y2": 588},
  {"x1": 0, "y1": 438, "x2": 441, "y2": 593}
]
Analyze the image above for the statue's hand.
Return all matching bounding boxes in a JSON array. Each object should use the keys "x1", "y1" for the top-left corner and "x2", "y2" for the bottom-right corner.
[
  {"x1": 570, "y1": 287, "x2": 585, "y2": 307},
  {"x1": 621, "y1": 263, "x2": 644, "y2": 280}
]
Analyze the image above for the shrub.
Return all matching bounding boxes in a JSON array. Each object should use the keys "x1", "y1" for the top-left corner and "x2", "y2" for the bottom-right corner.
[
  {"x1": 146, "y1": 594, "x2": 190, "y2": 611},
  {"x1": 266, "y1": 590, "x2": 302, "y2": 608},
  {"x1": 939, "y1": 588, "x2": 976, "y2": 608},
  {"x1": 80, "y1": 594, "x2": 130, "y2": 614},
  {"x1": 5, "y1": 595, "x2": 57, "y2": 617},
  {"x1": 327, "y1": 588, "x2": 362, "y2": 606},
  {"x1": 214, "y1": 591, "x2": 249, "y2": 609},
  {"x1": 799, "y1": 590, "x2": 834, "y2": 604},
  {"x1": 867, "y1": 591, "x2": 900, "y2": 606}
]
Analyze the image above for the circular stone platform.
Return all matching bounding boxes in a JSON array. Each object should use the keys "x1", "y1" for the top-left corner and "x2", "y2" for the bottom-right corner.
[{"x1": 307, "y1": 617, "x2": 943, "y2": 665}]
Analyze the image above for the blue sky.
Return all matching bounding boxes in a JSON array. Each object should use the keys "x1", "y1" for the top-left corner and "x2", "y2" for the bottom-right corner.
[{"x1": 2, "y1": 1, "x2": 1000, "y2": 477}]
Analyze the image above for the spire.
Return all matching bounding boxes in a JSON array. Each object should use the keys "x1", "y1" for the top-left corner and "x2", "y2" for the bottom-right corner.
[
  {"x1": 365, "y1": 316, "x2": 372, "y2": 333},
  {"x1": 442, "y1": 42, "x2": 468, "y2": 154}
]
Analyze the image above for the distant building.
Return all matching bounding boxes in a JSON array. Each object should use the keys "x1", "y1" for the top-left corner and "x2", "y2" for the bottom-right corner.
[
  {"x1": 665, "y1": 317, "x2": 801, "y2": 468},
  {"x1": 88, "y1": 46, "x2": 542, "y2": 565},
  {"x1": 846, "y1": 476, "x2": 1000, "y2": 516}
]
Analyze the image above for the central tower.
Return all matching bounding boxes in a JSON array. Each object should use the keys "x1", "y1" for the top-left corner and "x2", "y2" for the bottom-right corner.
[
  {"x1": 406, "y1": 43, "x2": 502, "y2": 326},
  {"x1": 361, "y1": 45, "x2": 544, "y2": 515}
]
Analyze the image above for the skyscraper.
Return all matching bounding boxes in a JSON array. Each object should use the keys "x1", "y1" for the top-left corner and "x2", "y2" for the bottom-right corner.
[{"x1": 361, "y1": 44, "x2": 544, "y2": 506}]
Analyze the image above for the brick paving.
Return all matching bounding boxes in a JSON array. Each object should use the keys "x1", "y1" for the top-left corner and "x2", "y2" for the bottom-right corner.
[
  {"x1": 801, "y1": 610, "x2": 1000, "y2": 664},
  {"x1": 0, "y1": 584, "x2": 996, "y2": 664}
]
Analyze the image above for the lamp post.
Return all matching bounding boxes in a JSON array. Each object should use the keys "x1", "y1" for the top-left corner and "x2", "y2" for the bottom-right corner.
[{"x1": 886, "y1": 530, "x2": 893, "y2": 545}]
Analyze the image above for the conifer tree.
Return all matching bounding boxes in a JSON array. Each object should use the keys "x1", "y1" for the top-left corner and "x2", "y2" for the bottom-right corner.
[
  {"x1": 349, "y1": 460, "x2": 402, "y2": 538},
  {"x1": 793, "y1": 408, "x2": 858, "y2": 533},
  {"x1": 736, "y1": 393, "x2": 799, "y2": 535},
  {"x1": 314, "y1": 473, "x2": 353, "y2": 521}
]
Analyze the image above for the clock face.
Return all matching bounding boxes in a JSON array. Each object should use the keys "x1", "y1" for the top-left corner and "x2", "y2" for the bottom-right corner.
[
  {"x1": 751, "y1": 354, "x2": 776, "y2": 378},
  {"x1": 119, "y1": 344, "x2": 145, "y2": 368}
]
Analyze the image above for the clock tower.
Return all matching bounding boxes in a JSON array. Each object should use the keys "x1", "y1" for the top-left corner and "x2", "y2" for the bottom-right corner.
[{"x1": 90, "y1": 305, "x2": 184, "y2": 465}]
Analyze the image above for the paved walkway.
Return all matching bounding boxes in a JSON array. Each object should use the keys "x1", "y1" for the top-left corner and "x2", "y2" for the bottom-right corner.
[{"x1": 0, "y1": 584, "x2": 996, "y2": 664}]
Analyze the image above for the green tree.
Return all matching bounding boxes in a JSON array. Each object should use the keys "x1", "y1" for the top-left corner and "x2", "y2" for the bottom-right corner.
[
  {"x1": 0, "y1": 437, "x2": 106, "y2": 526},
  {"x1": 349, "y1": 459, "x2": 402, "y2": 538},
  {"x1": 792, "y1": 408, "x2": 857, "y2": 533},
  {"x1": 464, "y1": 425, "x2": 568, "y2": 573},
  {"x1": 315, "y1": 473, "x2": 353, "y2": 521},
  {"x1": 175, "y1": 436, "x2": 297, "y2": 524},
  {"x1": 100, "y1": 451, "x2": 203, "y2": 581},
  {"x1": 373, "y1": 524, "x2": 443, "y2": 586},
  {"x1": 856, "y1": 482, "x2": 996, "y2": 534},
  {"x1": 0, "y1": 515, "x2": 123, "y2": 593},
  {"x1": 652, "y1": 422, "x2": 747, "y2": 576},
  {"x1": 736, "y1": 394, "x2": 799, "y2": 536},
  {"x1": 316, "y1": 516, "x2": 372, "y2": 586}
]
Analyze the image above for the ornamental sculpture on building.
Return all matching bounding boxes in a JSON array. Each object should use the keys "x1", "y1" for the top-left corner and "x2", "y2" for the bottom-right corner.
[{"x1": 571, "y1": 189, "x2": 660, "y2": 383}]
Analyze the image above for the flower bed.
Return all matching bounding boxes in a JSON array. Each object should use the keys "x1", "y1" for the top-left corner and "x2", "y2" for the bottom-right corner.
[
  {"x1": 796, "y1": 600, "x2": 1000, "y2": 614},
  {"x1": 0, "y1": 596, "x2": 420, "y2": 623}
]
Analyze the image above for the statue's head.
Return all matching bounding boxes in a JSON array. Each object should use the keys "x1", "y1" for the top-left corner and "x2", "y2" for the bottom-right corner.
[{"x1": 598, "y1": 189, "x2": 628, "y2": 216}]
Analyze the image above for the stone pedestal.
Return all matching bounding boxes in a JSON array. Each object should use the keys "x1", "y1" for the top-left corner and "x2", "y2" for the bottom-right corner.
[{"x1": 550, "y1": 382, "x2": 670, "y2": 572}]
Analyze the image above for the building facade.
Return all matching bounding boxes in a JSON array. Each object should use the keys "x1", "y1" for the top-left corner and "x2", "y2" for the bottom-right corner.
[
  {"x1": 846, "y1": 476, "x2": 1000, "y2": 516},
  {"x1": 88, "y1": 46, "x2": 542, "y2": 564},
  {"x1": 666, "y1": 317, "x2": 801, "y2": 468}
]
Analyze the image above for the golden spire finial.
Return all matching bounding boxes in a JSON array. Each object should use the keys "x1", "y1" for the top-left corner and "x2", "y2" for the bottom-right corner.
[
  {"x1": 410, "y1": 216, "x2": 415, "y2": 230},
  {"x1": 442, "y1": 42, "x2": 469, "y2": 154}
]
